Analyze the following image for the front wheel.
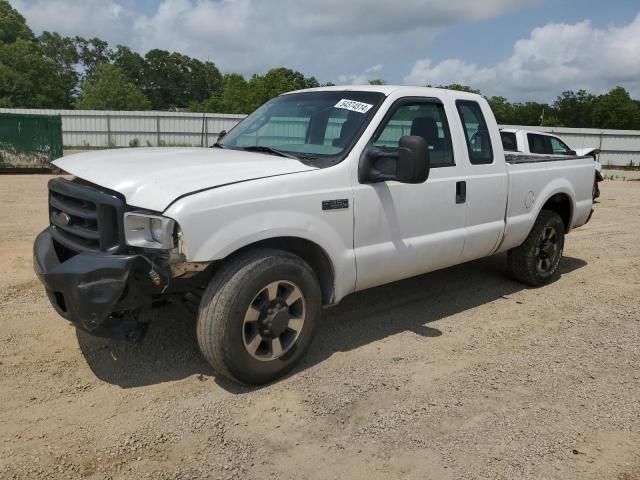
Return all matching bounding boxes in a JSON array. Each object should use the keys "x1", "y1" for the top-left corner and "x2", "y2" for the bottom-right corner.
[
  {"x1": 508, "y1": 210, "x2": 565, "y2": 287},
  {"x1": 197, "y1": 249, "x2": 321, "y2": 385}
]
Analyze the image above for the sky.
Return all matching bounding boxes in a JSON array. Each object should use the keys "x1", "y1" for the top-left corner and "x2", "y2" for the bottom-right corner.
[{"x1": 10, "y1": 0, "x2": 640, "y2": 101}]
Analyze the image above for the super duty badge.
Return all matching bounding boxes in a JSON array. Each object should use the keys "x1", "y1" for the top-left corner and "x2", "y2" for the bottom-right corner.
[{"x1": 322, "y1": 199, "x2": 349, "y2": 211}]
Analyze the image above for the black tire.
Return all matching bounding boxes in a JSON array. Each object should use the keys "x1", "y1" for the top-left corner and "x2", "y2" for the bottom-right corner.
[
  {"x1": 197, "y1": 248, "x2": 321, "y2": 385},
  {"x1": 593, "y1": 176, "x2": 600, "y2": 199},
  {"x1": 508, "y1": 210, "x2": 565, "y2": 287}
]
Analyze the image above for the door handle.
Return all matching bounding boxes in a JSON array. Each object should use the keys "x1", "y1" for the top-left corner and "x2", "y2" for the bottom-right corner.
[{"x1": 456, "y1": 181, "x2": 466, "y2": 204}]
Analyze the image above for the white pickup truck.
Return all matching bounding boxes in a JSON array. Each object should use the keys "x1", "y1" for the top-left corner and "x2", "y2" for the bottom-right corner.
[
  {"x1": 500, "y1": 128, "x2": 603, "y2": 198},
  {"x1": 34, "y1": 86, "x2": 595, "y2": 384}
]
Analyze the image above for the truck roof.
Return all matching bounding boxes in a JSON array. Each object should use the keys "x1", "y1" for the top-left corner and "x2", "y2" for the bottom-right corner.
[{"x1": 286, "y1": 84, "x2": 484, "y2": 101}]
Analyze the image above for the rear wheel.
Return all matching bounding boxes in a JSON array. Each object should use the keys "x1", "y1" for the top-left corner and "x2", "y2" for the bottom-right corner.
[
  {"x1": 508, "y1": 210, "x2": 565, "y2": 286},
  {"x1": 197, "y1": 249, "x2": 321, "y2": 385}
]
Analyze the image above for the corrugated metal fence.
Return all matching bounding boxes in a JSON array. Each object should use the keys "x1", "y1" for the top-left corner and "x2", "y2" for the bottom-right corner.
[
  {"x1": 0, "y1": 108, "x2": 245, "y2": 150},
  {"x1": 1, "y1": 108, "x2": 639, "y2": 166}
]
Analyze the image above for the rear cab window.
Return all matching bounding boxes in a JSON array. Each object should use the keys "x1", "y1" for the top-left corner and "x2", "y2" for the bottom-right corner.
[
  {"x1": 500, "y1": 131, "x2": 518, "y2": 152},
  {"x1": 456, "y1": 101, "x2": 494, "y2": 164}
]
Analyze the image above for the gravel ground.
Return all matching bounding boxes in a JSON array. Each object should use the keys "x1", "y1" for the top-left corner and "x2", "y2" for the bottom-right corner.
[
  {"x1": 603, "y1": 169, "x2": 640, "y2": 181},
  {"x1": 0, "y1": 175, "x2": 638, "y2": 480}
]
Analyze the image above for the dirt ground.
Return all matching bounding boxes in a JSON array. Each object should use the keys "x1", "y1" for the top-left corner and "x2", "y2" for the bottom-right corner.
[{"x1": 0, "y1": 175, "x2": 638, "y2": 480}]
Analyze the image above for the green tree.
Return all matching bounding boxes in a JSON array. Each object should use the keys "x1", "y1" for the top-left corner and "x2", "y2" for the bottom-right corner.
[
  {"x1": 37, "y1": 32, "x2": 80, "y2": 107},
  {"x1": 436, "y1": 84, "x2": 482, "y2": 95},
  {"x1": 592, "y1": 86, "x2": 640, "y2": 129},
  {"x1": 75, "y1": 36, "x2": 112, "y2": 79},
  {"x1": 541, "y1": 114, "x2": 564, "y2": 127},
  {"x1": 199, "y1": 73, "x2": 251, "y2": 113},
  {"x1": 487, "y1": 96, "x2": 515, "y2": 124},
  {"x1": 76, "y1": 64, "x2": 151, "y2": 110},
  {"x1": 510, "y1": 102, "x2": 548, "y2": 126},
  {"x1": 248, "y1": 67, "x2": 320, "y2": 109},
  {"x1": 369, "y1": 79, "x2": 386, "y2": 85},
  {"x1": 185, "y1": 58, "x2": 223, "y2": 107},
  {"x1": 112, "y1": 45, "x2": 145, "y2": 87},
  {"x1": 142, "y1": 50, "x2": 222, "y2": 109},
  {"x1": 0, "y1": 0, "x2": 33, "y2": 43},
  {"x1": 0, "y1": 39, "x2": 66, "y2": 107},
  {"x1": 142, "y1": 49, "x2": 179, "y2": 109},
  {"x1": 0, "y1": 2, "x2": 69, "y2": 107},
  {"x1": 553, "y1": 90, "x2": 596, "y2": 128}
]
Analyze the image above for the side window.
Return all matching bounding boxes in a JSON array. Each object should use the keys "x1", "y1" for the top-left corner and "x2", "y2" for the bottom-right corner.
[
  {"x1": 500, "y1": 131, "x2": 517, "y2": 151},
  {"x1": 372, "y1": 101, "x2": 454, "y2": 167},
  {"x1": 528, "y1": 133, "x2": 550, "y2": 154},
  {"x1": 549, "y1": 136, "x2": 571, "y2": 155},
  {"x1": 456, "y1": 101, "x2": 493, "y2": 164}
]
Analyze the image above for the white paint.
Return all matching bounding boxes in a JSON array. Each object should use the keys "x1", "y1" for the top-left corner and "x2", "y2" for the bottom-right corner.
[
  {"x1": 46, "y1": 86, "x2": 595, "y2": 304},
  {"x1": 54, "y1": 147, "x2": 316, "y2": 212}
]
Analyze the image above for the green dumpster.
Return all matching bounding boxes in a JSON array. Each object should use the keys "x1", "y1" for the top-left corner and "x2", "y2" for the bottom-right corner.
[{"x1": 0, "y1": 112, "x2": 63, "y2": 170}]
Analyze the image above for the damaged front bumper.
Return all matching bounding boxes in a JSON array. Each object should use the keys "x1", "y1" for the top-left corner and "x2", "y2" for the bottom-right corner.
[{"x1": 33, "y1": 228, "x2": 166, "y2": 340}]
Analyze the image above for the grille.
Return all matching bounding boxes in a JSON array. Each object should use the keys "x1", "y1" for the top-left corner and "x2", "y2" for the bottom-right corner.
[{"x1": 48, "y1": 178, "x2": 125, "y2": 254}]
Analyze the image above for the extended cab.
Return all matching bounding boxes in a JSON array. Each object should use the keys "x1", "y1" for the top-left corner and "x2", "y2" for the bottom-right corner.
[{"x1": 34, "y1": 86, "x2": 595, "y2": 384}]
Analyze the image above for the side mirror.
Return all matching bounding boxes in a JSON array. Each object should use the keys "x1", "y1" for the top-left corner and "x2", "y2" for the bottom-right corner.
[
  {"x1": 566, "y1": 149, "x2": 577, "y2": 156},
  {"x1": 218, "y1": 130, "x2": 227, "y2": 141},
  {"x1": 358, "y1": 135, "x2": 430, "y2": 184}
]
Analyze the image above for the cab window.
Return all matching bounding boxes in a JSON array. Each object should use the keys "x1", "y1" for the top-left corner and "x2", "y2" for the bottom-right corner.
[
  {"x1": 527, "y1": 133, "x2": 549, "y2": 154},
  {"x1": 549, "y1": 136, "x2": 572, "y2": 155},
  {"x1": 500, "y1": 131, "x2": 517, "y2": 152},
  {"x1": 456, "y1": 101, "x2": 493, "y2": 164},
  {"x1": 372, "y1": 101, "x2": 454, "y2": 167}
]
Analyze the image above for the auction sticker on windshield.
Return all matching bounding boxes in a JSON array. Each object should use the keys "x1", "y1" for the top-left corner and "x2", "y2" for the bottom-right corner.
[{"x1": 335, "y1": 99, "x2": 373, "y2": 114}]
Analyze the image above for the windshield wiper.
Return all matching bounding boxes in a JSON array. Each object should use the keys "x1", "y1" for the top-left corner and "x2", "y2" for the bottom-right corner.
[{"x1": 241, "y1": 145, "x2": 299, "y2": 160}]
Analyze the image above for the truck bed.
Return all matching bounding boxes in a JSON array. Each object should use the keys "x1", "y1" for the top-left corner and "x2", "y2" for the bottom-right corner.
[
  {"x1": 505, "y1": 153, "x2": 593, "y2": 164},
  {"x1": 499, "y1": 153, "x2": 594, "y2": 254}
]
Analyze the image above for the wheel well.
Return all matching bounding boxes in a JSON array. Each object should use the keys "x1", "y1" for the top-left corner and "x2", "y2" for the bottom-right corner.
[
  {"x1": 232, "y1": 237, "x2": 335, "y2": 305},
  {"x1": 541, "y1": 193, "x2": 572, "y2": 231}
]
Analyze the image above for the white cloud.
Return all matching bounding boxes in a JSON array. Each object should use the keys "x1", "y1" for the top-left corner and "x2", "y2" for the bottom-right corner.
[
  {"x1": 405, "y1": 16, "x2": 640, "y2": 101},
  {"x1": 338, "y1": 64, "x2": 385, "y2": 85},
  {"x1": 12, "y1": 0, "x2": 135, "y2": 42},
  {"x1": 405, "y1": 59, "x2": 496, "y2": 88},
  {"x1": 11, "y1": 0, "x2": 532, "y2": 78}
]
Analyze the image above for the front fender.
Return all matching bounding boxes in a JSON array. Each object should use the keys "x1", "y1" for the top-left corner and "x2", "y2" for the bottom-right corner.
[{"x1": 164, "y1": 173, "x2": 356, "y2": 302}]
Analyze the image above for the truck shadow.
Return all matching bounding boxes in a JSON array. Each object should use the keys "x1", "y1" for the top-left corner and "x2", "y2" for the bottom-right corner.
[{"x1": 77, "y1": 253, "x2": 586, "y2": 390}]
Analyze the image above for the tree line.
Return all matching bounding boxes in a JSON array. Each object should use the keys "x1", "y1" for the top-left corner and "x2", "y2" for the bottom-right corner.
[
  {"x1": 441, "y1": 84, "x2": 640, "y2": 130},
  {"x1": 1, "y1": 1, "x2": 640, "y2": 129}
]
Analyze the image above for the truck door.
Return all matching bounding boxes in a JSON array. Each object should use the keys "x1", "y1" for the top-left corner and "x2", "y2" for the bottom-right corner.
[
  {"x1": 353, "y1": 97, "x2": 467, "y2": 291},
  {"x1": 455, "y1": 100, "x2": 509, "y2": 262}
]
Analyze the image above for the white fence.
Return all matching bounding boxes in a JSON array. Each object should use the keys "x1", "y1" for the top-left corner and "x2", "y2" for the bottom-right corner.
[
  {"x1": 1, "y1": 108, "x2": 639, "y2": 166},
  {"x1": 0, "y1": 108, "x2": 245, "y2": 149}
]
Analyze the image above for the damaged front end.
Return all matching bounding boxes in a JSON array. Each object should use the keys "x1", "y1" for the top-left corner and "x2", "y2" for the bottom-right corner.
[
  {"x1": 33, "y1": 229, "x2": 164, "y2": 339},
  {"x1": 33, "y1": 177, "x2": 209, "y2": 340}
]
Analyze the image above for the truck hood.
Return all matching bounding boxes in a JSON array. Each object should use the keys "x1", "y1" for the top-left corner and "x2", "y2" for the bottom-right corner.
[{"x1": 54, "y1": 148, "x2": 316, "y2": 212}]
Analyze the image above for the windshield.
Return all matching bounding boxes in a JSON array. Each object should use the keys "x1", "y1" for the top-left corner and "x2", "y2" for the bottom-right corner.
[{"x1": 219, "y1": 91, "x2": 385, "y2": 166}]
